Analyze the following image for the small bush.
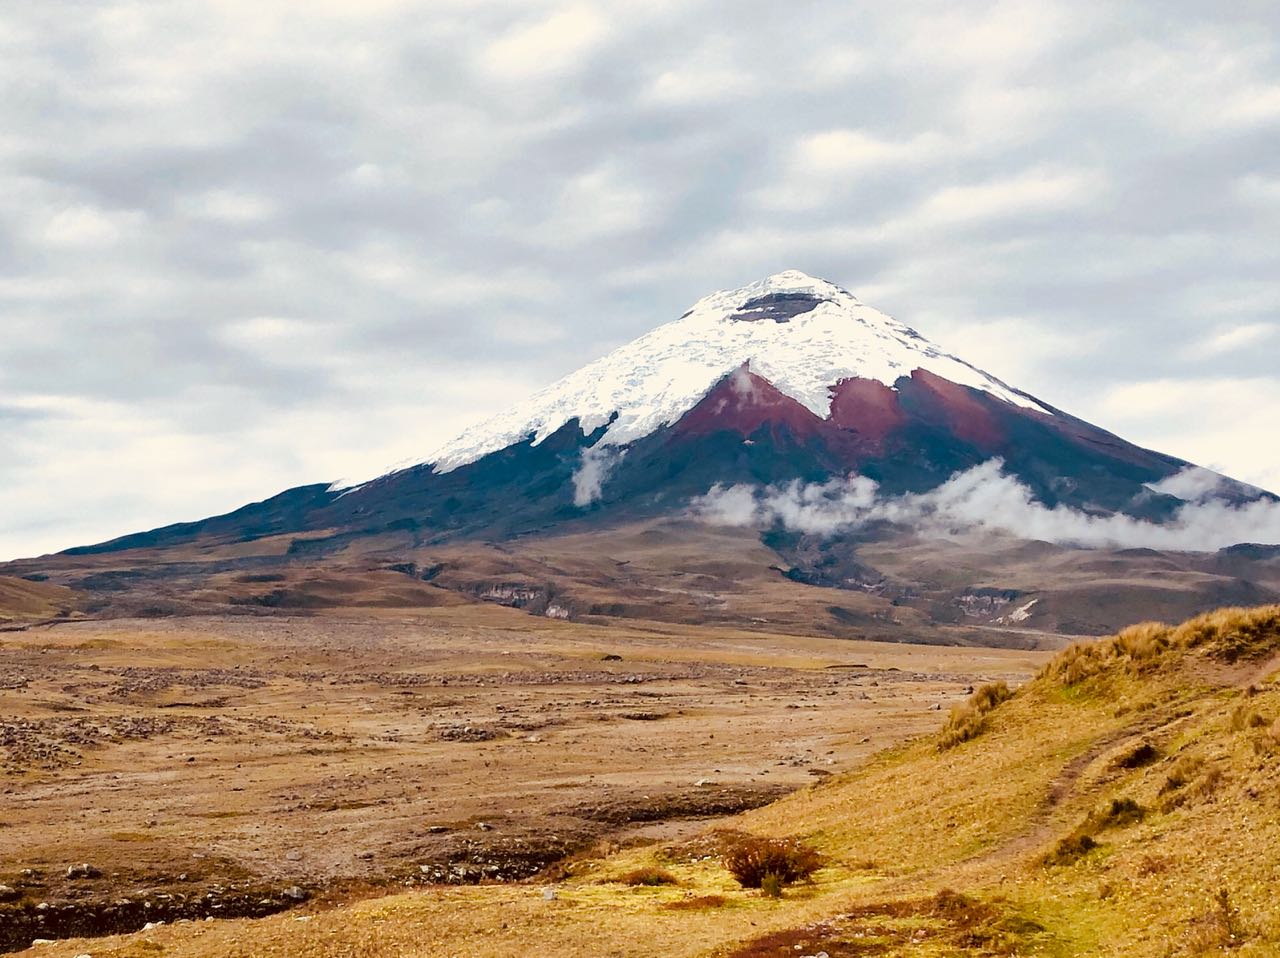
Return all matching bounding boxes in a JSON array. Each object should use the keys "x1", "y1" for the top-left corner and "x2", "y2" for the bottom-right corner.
[
  {"x1": 1044, "y1": 832, "x2": 1097, "y2": 866},
  {"x1": 759, "y1": 873, "x2": 784, "y2": 898},
  {"x1": 939, "y1": 681, "x2": 1013, "y2": 750},
  {"x1": 721, "y1": 835, "x2": 822, "y2": 890},
  {"x1": 616, "y1": 866, "x2": 679, "y2": 887},
  {"x1": 1097, "y1": 797, "x2": 1146, "y2": 830},
  {"x1": 1113, "y1": 740, "x2": 1160, "y2": 770}
]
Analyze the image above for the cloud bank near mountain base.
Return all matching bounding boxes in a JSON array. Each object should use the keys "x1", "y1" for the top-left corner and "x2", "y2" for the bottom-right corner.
[{"x1": 692, "y1": 460, "x2": 1280, "y2": 551}]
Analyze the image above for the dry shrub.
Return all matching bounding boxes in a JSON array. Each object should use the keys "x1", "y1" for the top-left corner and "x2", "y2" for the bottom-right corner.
[
  {"x1": 939, "y1": 681, "x2": 1013, "y2": 751},
  {"x1": 721, "y1": 835, "x2": 822, "y2": 890},
  {"x1": 615, "y1": 866, "x2": 678, "y2": 887}
]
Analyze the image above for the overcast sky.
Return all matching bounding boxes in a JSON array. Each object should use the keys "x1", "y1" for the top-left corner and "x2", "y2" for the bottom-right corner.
[{"x1": 2, "y1": 0, "x2": 1279, "y2": 560}]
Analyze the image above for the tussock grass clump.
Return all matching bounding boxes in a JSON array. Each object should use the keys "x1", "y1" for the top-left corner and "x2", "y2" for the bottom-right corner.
[
  {"x1": 1044, "y1": 832, "x2": 1097, "y2": 866},
  {"x1": 615, "y1": 866, "x2": 679, "y2": 887},
  {"x1": 1231, "y1": 704, "x2": 1269, "y2": 732},
  {"x1": 1160, "y1": 754, "x2": 1206, "y2": 795},
  {"x1": 1097, "y1": 797, "x2": 1146, "y2": 829},
  {"x1": 1112, "y1": 739, "x2": 1160, "y2": 770},
  {"x1": 1040, "y1": 605, "x2": 1280, "y2": 688},
  {"x1": 1044, "y1": 797, "x2": 1145, "y2": 867},
  {"x1": 721, "y1": 834, "x2": 821, "y2": 890},
  {"x1": 1159, "y1": 756, "x2": 1226, "y2": 812},
  {"x1": 938, "y1": 681, "x2": 1013, "y2": 750}
]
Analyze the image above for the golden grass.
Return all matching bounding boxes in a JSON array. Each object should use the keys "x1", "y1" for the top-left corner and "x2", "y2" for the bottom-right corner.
[
  {"x1": 29, "y1": 605, "x2": 1280, "y2": 958},
  {"x1": 938, "y1": 680, "x2": 1014, "y2": 750}
]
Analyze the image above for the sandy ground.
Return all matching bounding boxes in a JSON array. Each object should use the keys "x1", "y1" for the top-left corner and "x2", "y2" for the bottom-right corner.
[{"x1": 0, "y1": 605, "x2": 1044, "y2": 948}]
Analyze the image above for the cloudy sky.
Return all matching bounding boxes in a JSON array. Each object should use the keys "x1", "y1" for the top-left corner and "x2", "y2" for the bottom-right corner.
[{"x1": 2, "y1": 0, "x2": 1279, "y2": 559}]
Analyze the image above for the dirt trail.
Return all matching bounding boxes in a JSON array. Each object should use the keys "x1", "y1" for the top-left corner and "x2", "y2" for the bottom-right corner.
[{"x1": 896, "y1": 648, "x2": 1280, "y2": 891}]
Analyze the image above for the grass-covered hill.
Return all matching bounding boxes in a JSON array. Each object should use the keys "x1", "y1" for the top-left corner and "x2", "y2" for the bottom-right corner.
[{"x1": 32, "y1": 606, "x2": 1280, "y2": 958}]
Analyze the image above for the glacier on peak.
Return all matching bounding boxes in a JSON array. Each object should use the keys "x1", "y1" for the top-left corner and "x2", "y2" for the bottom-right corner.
[{"x1": 416, "y1": 271, "x2": 1051, "y2": 476}]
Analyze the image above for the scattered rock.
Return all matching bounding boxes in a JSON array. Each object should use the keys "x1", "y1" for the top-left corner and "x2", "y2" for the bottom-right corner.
[
  {"x1": 601, "y1": 654, "x2": 622, "y2": 662},
  {"x1": 0, "y1": 884, "x2": 19, "y2": 902},
  {"x1": 282, "y1": 886, "x2": 308, "y2": 902},
  {"x1": 285, "y1": 850, "x2": 302, "y2": 862},
  {"x1": 66, "y1": 863, "x2": 102, "y2": 879},
  {"x1": 541, "y1": 887, "x2": 558, "y2": 901}
]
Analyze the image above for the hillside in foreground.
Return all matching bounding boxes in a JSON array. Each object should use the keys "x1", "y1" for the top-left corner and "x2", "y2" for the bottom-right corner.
[{"x1": 24, "y1": 604, "x2": 1280, "y2": 957}]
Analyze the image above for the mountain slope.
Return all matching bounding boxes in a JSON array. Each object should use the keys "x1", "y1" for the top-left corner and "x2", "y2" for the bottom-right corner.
[
  {"x1": 65, "y1": 270, "x2": 1259, "y2": 556},
  {"x1": 420, "y1": 269, "x2": 1049, "y2": 474}
]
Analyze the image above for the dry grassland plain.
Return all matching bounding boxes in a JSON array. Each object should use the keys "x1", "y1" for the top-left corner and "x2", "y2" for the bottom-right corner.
[{"x1": 0, "y1": 605, "x2": 1040, "y2": 952}]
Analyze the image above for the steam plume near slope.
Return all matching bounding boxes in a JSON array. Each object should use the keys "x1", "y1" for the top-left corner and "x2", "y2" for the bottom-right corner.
[
  {"x1": 572, "y1": 445, "x2": 623, "y2": 507},
  {"x1": 692, "y1": 460, "x2": 1280, "y2": 551}
]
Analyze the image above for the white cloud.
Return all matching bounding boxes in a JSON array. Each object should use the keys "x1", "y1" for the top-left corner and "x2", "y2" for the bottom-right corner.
[
  {"x1": 541, "y1": 162, "x2": 655, "y2": 245},
  {"x1": 42, "y1": 205, "x2": 143, "y2": 246},
  {"x1": 479, "y1": 5, "x2": 608, "y2": 81},
  {"x1": 1184, "y1": 323, "x2": 1274, "y2": 358},
  {"x1": 693, "y1": 460, "x2": 1280, "y2": 551},
  {"x1": 903, "y1": 168, "x2": 1107, "y2": 230},
  {"x1": 754, "y1": 130, "x2": 948, "y2": 210},
  {"x1": 1088, "y1": 378, "x2": 1280, "y2": 496},
  {"x1": 181, "y1": 189, "x2": 275, "y2": 224}
]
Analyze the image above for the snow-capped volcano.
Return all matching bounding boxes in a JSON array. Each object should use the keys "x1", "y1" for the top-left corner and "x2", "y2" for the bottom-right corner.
[
  {"x1": 427, "y1": 270, "x2": 1049, "y2": 473},
  {"x1": 67, "y1": 269, "x2": 1276, "y2": 562},
  {"x1": 38, "y1": 272, "x2": 1279, "y2": 642}
]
